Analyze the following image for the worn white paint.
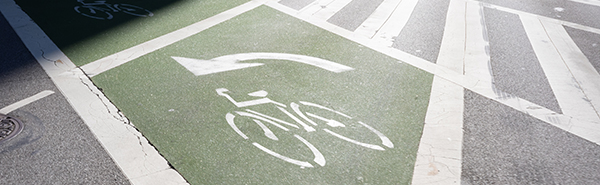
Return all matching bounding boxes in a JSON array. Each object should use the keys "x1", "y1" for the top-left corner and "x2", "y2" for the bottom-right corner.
[
  {"x1": 0, "y1": 90, "x2": 55, "y2": 115},
  {"x1": 370, "y1": 0, "x2": 419, "y2": 47},
  {"x1": 569, "y1": 0, "x2": 600, "y2": 7},
  {"x1": 81, "y1": 0, "x2": 270, "y2": 77},
  {"x1": 540, "y1": 20, "x2": 600, "y2": 122},
  {"x1": 353, "y1": 0, "x2": 403, "y2": 38},
  {"x1": 521, "y1": 16, "x2": 600, "y2": 122},
  {"x1": 476, "y1": 0, "x2": 600, "y2": 35},
  {"x1": 412, "y1": 0, "x2": 466, "y2": 184},
  {"x1": 297, "y1": 0, "x2": 337, "y2": 17},
  {"x1": 173, "y1": 53, "x2": 354, "y2": 76},
  {"x1": 311, "y1": 0, "x2": 353, "y2": 21},
  {"x1": 270, "y1": 0, "x2": 600, "y2": 147}
]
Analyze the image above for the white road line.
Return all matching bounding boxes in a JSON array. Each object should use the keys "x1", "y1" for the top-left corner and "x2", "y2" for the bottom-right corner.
[
  {"x1": 353, "y1": 0, "x2": 403, "y2": 38},
  {"x1": 81, "y1": 0, "x2": 269, "y2": 77},
  {"x1": 370, "y1": 0, "x2": 419, "y2": 47},
  {"x1": 412, "y1": 0, "x2": 466, "y2": 184},
  {"x1": 311, "y1": 0, "x2": 353, "y2": 20},
  {"x1": 569, "y1": 0, "x2": 600, "y2": 7},
  {"x1": 542, "y1": 19, "x2": 600, "y2": 121},
  {"x1": 266, "y1": 0, "x2": 600, "y2": 147},
  {"x1": 0, "y1": 0, "x2": 190, "y2": 184},
  {"x1": 297, "y1": 0, "x2": 336, "y2": 17},
  {"x1": 0, "y1": 90, "x2": 55, "y2": 115},
  {"x1": 476, "y1": 0, "x2": 600, "y2": 35},
  {"x1": 521, "y1": 16, "x2": 600, "y2": 123}
]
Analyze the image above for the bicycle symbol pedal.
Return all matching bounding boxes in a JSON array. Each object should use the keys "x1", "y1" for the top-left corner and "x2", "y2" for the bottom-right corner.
[{"x1": 218, "y1": 88, "x2": 394, "y2": 168}]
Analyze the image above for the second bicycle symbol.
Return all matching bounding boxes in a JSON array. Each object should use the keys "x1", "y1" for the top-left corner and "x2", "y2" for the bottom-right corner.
[
  {"x1": 74, "y1": 0, "x2": 153, "y2": 20},
  {"x1": 218, "y1": 88, "x2": 394, "y2": 168}
]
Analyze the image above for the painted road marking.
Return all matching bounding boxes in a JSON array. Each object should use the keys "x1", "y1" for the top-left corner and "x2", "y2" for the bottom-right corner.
[
  {"x1": 476, "y1": 0, "x2": 600, "y2": 35},
  {"x1": 173, "y1": 52, "x2": 354, "y2": 76},
  {"x1": 266, "y1": 0, "x2": 600, "y2": 147},
  {"x1": 540, "y1": 20, "x2": 600, "y2": 121},
  {"x1": 73, "y1": 0, "x2": 154, "y2": 20},
  {"x1": 521, "y1": 15, "x2": 600, "y2": 122},
  {"x1": 311, "y1": 0, "x2": 353, "y2": 21},
  {"x1": 569, "y1": 0, "x2": 600, "y2": 7},
  {"x1": 360, "y1": 0, "x2": 418, "y2": 47},
  {"x1": 0, "y1": 0, "x2": 188, "y2": 184},
  {"x1": 0, "y1": 90, "x2": 55, "y2": 114},
  {"x1": 412, "y1": 0, "x2": 467, "y2": 183},
  {"x1": 221, "y1": 87, "x2": 394, "y2": 168},
  {"x1": 81, "y1": 0, "x2": 269, "y2": 77},
  {"x1": 353, "y1": 0, "x2": 403, "y2": 38}
]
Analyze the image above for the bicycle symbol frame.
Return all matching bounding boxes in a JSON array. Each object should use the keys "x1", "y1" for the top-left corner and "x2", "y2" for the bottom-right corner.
[
  {"x1": 74, "y1": 0, "x2": 153, "y2": 20},
  {"x1": 218, "y1": 88, "x2": 394, "y2": 168}
]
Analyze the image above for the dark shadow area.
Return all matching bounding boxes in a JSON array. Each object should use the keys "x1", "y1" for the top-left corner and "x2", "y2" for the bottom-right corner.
[{"x1": 14, "y1": 0, "x2": 182, "y2": 51}]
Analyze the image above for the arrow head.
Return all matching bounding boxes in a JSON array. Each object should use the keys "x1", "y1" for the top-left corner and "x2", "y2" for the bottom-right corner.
[{"x1": 172, "y1": 56, "x2": 264, "y2": 76}]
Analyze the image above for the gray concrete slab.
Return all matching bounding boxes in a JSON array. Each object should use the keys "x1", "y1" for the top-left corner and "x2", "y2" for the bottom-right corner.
[
  {"x1": 463, "y1": 90, "x2": 600, "y2": 184},
  {"x1": 0, "y1": 12, "x2": 130, "y2": 185},
  {"x1": 484, "y1": 7, "x2": 562, "y2": 114},
  {"x1": 392, "y1": 0, "x2": 450, "y2": 62}
]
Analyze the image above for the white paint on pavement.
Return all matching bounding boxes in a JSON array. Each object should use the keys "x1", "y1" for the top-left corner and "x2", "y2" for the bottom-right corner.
[
  {"x1": 81, "y1": 0, "x2": 270, "y2": 77},
  {"x1": 569, "y1": 0, "x2": 600, "y2": 7},
  {"x1": 297, "y1": 0, "x2": 337, "y2": 17},
  {"x1": 541, "y1": 20, "x2": 600, "y2": 121},
  {"x1": 521, "y1": 16, "x2": 600, "y2": 122},
  {"x1": 311, "y1": 0, "x2": 353, "y2": 21},
  {"x1": 353, "y1": 0, "x2": 403, "y2": 38},
  {"x1": 267, "y1": 0, "x2": 600, "y2": 147},
  {"x1": 370, "y1": 0, "x2": 419, "y2": 47},
  {"x1": 0, "y1": 90, "x2": 55, "y2": 115},
  {"x1": 412, "y1": 0, "x2": 466, "y2": 184},
  {"x1": 476, "y1": 0, "x2": 600, "y2": 35},
  {"x1": 0, "y1": 0, "x2": 189, "y2": 184},
  {"x1": 172, "y1": 52, "x2": 354, "y2": 76}
]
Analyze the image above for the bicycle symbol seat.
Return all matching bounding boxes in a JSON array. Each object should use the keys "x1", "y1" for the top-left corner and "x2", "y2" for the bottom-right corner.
[
  {"x1": 217, "y1": 88, "x2": 394, "y2": 168},
  {"x1": 74, "y1": 0, "x2": 153, "y2": 20}
]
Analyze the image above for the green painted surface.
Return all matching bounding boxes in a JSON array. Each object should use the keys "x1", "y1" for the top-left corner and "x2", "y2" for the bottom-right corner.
[
  {"x1": 92, "y1": 5, "x2": 433, "y2": 184},
  {"x1": 15, "y1": 0, "x2": 249, "y2": 66}
]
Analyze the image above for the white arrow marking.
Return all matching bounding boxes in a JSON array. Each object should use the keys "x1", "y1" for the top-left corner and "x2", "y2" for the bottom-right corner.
[{"x1": 172, "y1": 52, "x2": 354, "y2": 76}]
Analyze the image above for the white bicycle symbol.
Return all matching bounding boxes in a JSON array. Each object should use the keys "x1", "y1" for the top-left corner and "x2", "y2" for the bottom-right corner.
[
  {"x1": 218, "y1": 88, "x2": 394, "y2": 168},
  {"x1": 74, "y1": 0, "x2": 153, "y2": 20}
]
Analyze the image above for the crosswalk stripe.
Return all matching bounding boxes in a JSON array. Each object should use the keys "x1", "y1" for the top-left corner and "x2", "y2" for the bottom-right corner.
[
  {"x1": 521, "y1": 16, "x2": 600, "y2": 123},
  {"x1": 569, "y1": 0, "x2": 600, "y2": 7},
  {"x1": 369, "y1": 0, "x2": 419, "y2": 47},
  {"x1": 311, "y1": 0, "x2": 353, "y2": 20},
  {"x1": 540, "y1": 19, "x2": 600, "y2": 121},
  {"x1": 412, "y1": 0, "x2": 467, "y2": 184},
  {"x1": 297, "y1": 0, "x2": 335, "y2": 16},
  {"x1": 353, "y1": 0, "x2": 403, "y2": 39}
]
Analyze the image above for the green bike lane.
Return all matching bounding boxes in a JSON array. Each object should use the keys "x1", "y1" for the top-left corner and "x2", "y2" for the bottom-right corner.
[{"x1": 14, "y1": 0, "x2": 433, "y2": 184}]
